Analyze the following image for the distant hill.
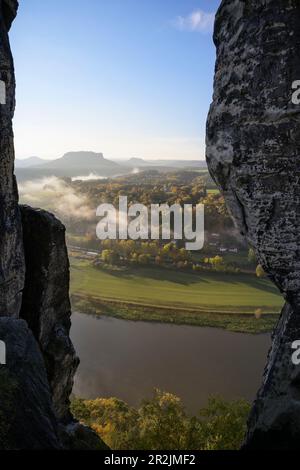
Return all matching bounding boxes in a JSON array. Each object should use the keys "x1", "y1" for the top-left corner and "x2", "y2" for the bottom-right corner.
[
  {"x1": 40, "y1": 151, "x2": 121, "y2": 171},
  {"x1": 119, "y1": 158, "x2": 207, "y2": 169},
  {"x1": 126, "y1": 157, "x2": 149, "y2": 167},
  {"x1": 15, "y1": 151, "x2": 128, "y2": 180},
  {"x1": 147, "y1": 160, "x2": 207, "y2": 169},
  {"x1": 15, "y1": 152, "x2": 207, "y2": 182},
  {"x1": 15, "y1": 157, "x2": 50, "y2": 168}
]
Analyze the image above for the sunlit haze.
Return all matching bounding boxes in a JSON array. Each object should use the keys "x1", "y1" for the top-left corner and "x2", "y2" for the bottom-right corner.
[{"x1": 10, "y1": 0, "x2": 220, "y2": 161}]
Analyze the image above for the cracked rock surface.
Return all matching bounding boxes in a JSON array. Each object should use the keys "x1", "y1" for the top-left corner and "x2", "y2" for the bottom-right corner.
[
  {"x1": 0, "y1": 1, "x2": 107, "y2": 449},
  {"x1": 0, "y1": 318, "x2": 61, "y2": 449},
  {"x1": 0, "y1": 0, "x2": 24, "y2": 317},
  {"x1": 207, "y1": 0, "x2": 300, "y2": 449},
  {"x1": 20, "y1": 205, "x2": 79, "y2": 423}
]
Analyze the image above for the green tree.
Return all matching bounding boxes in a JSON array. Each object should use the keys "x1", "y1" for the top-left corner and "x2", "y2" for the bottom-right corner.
[
  {"x1": 161, "y1": 243, "x2": 174, "y2": 256},
  {"x1": 71, "y1": 392, "x2": 250, "y2": 451},
  {"x1": 137, "y1": 390, "x2": 189, "y2": 450},
  {"x1": 101, "y1": 249, "x2": 117, "y2": 265},
  {"x1": 155, "y1": 255, "x2": 163, "y2": 266},
  {"x1": 196, "y1": 397, "x2": 250, "y2": 450},
  {"x1": 248, "y1": 248, "x2": 256, "y2": 264},
  {"x1": 138, "y1": 254, "x2": 150, "y2": 265},
  {"x1": 210, "y1": 256, "x2": 224, "y2": 269},
  {"x1": 256, "y1": 264, "x2": 266, "y2": 278}
]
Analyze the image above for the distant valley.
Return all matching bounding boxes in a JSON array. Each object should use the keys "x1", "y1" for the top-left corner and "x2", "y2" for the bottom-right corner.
[{"x1": 15, "y1": 151, "x2": 207, "y2": 181}]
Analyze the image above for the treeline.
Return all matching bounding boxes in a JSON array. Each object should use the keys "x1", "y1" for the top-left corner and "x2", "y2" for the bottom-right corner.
[
  {"x1": 69, "y1": 170, "x2": 234, "y2": 233},
  {"x1": 95, "y1": 240, "x2": 241, "y2": 274},
  {"x1": 71, "y1": 390, "x2": 250, "y2": 450}
]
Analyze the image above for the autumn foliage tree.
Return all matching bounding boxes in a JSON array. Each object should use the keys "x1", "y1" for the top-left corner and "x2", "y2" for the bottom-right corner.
[{"x1": 71, "y1": 390, "x2": 250, "y2": 451}]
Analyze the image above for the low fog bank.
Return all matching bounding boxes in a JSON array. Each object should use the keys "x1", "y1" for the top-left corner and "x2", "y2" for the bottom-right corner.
[{"x1": 18, "y1": 176, "x2": 95, "y2": 221}]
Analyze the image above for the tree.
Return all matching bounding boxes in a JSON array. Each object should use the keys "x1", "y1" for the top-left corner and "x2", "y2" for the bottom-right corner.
[
  {"x1": 101, "y1": 249, "x2": 117, "y2": 265},
  {"x1": 71, "y1": 397, "x2": 139, "y2": 450},
  {"x1": 161, "y1": 243, "x2": 174, "y2": 256},
  {"x1": 155, "y1": 256, "x2": 163, "y2": 266},
  {"x1": 178, "y1": 248, "x2": 188, "y2": 261},
  {"x1": 130, "y1": 252, "x2": 138, "y2": 263},
  {"x1": 255, "y1": 308, "x2": 262, "y2": 319},
  {"x1": 177, "y1": 261, "x2": 185, "y2": 270},
  {"x1": 256, "y1": 264, "x2": 266, "y2": 278},
  {"x1": 248, "y1": 248, "x2": 256, "y2": 264},
  {"x1": 137, "y1": 390, "x2": 188, "y2": 450},
  {"x1": 210, "y1": 256, "x2": 224, "y2": 268},
  {"x1": 71, "y1": 392, "x2": 250, "y2": 451},
  {"x1": 196, "y1": 397, "x2": 250, "y2": 450},
  {"x1": 138, "y1": 254, "x2": 150, "y2": 265},
  {"x1": 102, "y1": 239, "x2": 114, "y2": 250}
]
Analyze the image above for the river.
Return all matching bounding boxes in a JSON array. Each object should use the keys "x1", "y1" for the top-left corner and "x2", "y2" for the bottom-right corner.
[{"x1": 71, "y1": 312, "x2": 270, "y2": 414}]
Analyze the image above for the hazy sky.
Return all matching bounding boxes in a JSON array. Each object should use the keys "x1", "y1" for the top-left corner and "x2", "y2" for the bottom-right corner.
[{"x1": 11, "y1": 0, "x2": 221, "y2": 160}]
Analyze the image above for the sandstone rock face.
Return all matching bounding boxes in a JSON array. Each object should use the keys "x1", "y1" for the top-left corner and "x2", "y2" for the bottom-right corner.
[
  {"x1": 20, "y1": 205, "x2": 79, "y2": 422},
  {"x1": 0, "y1": 0, "x2": 24, "y2": 317},
  {"x1": 207, "y1": 0, "x2": 300, "y2": 449},
  {"x1": 244, "y1": 303, "x2": 300, "y2": 449},
  {"x1": 2, "y1": 1, "x2": 18, "y2": 30},
  {"x1": 0, "y1": 318, "x2": 61, "y2": 449},
  {"x1": 0, "y1": 4, "x2": 107, "y2": 449},
  {"x1": 60, "y1": 421, "x2": 110, "y2": 451},
  {"x1": 207, "y1": 0, "x2": 300, "y2": 306}
]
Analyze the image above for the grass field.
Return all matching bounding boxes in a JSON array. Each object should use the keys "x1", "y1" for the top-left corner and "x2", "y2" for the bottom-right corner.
[
  {"x1": 207, "y1": 188, "x2": 220, "y2": 195},
  {"x1": 70, "y1": 257, "x2": 283, "y2": 333}
]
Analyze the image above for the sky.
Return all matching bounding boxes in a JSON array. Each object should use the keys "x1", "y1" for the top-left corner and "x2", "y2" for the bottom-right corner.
[{"x1": 10, "y1": 0, "x2": 221, "y2": 161}]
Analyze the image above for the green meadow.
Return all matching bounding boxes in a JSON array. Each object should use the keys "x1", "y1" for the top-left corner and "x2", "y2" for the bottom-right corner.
[
  {"x1": 207, "y1": 188, "x2": 221, "y2": 195},
  {"x1": 70, "y1": 258, "x2": 283, "y2": 333}
]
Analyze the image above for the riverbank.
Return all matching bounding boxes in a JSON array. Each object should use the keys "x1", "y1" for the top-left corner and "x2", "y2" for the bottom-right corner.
[
  {"x1": 70, "y1": 258, "x2": 282, "y2": 333},
  {"x1": 71, "y1": 293, "x2": 280, "y2": 334}
]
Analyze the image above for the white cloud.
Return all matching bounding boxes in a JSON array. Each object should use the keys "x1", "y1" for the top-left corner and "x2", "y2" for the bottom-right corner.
[{"x1": 173, "y1": 9, "x2": 215, "y2": 33}]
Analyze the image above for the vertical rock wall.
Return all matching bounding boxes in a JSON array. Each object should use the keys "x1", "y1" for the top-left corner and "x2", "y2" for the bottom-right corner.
[
  {"x1": 0, "y1": 0, "x2": 24, "y2": 317},
  {"x1": 0, "y1": 1, "x2": 107, "y2": 449},
  {"x1": 20, "y1": 206, "x2": 79, "y2": 423},
  {"x1": 207, "y1": 0, "x2": 300, "y2": 449},
  {"x1": 0, "y1": 318, "x2": 61, "y2": 449}
]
